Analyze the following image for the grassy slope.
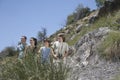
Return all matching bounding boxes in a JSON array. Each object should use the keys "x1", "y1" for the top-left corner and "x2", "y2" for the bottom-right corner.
[
  {"x1": 67, "y1": 10, "x2": 120, "y2": 46},
  {"x1": 1, "y1": 10, "x2": 120, "y2": 80}
]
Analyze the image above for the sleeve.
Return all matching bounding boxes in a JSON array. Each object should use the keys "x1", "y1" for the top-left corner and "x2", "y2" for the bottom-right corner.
[
  {"x1": 38, "y1": 47, "x2": 42, "y2": 53},
  {"x1": 51, "y1": 42, "x2": 55, "y2": 49},
  {"x1": 66, "y1": 43, "x2": 69, "y2": 53}
]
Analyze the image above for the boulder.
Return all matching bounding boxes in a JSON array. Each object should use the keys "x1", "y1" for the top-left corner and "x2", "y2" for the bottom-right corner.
[
  {"x1": 76, "y1": 24, "x2": 83, "y2": 33},
  {"x1": 66, "y1": 27, "x2": 120, "y2": 80}
]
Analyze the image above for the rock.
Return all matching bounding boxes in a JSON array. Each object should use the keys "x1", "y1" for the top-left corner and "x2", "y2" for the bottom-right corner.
[
  {"x1": 65, "y1": 29, "x2": 69, "y2": 34},
  {"x1": 70, "y1": 35, "x2": 76, "y2": 40},
  {"x1": 89, "y1": 16, "x2": 97, "y2": 24},
  {"x1": 76, "y1": 24, "x2": 83, "y2": 33},
  {"x1": 66, "y1": 27, "x2": 120, "y2": 80},
  {"x1": 68, "y1": 46, "x2": 76, "y2": 56}
]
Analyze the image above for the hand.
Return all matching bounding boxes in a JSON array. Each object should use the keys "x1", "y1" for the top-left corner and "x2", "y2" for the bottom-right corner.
[{"x1": 53, "y1": 54, "x2": 58, "y2": 59}]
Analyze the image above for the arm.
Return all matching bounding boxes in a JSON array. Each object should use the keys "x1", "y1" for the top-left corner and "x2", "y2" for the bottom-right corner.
[
  {"x1": 50, "y1": 48, "x2": 58, "y2": 59},
  {"x1": 63, "y1": 43, "x2": 69, "y2": 58}
]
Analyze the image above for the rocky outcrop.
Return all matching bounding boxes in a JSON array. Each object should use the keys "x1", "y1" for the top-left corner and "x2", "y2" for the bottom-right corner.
[
  {"x1": 66, "y1": 27, "x2": 120, "y2": 80},
  {"x1": 76, "y1": 24, "x2": 83, "y2": 33}
]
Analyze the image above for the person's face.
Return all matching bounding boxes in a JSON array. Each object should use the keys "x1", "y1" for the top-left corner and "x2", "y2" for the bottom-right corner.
[
  {"x1": 21, "y1": 37, "x2": 26, "y2": 43},
  {"x1": 44, "y1": 41, "x2": 49, "y2": 47},
  {"x1": 30, "y1": 38, "x2": 35, "y2": 46},
  {"x1": 58, "y1": 37, "x2": 63, "y2": 42}
]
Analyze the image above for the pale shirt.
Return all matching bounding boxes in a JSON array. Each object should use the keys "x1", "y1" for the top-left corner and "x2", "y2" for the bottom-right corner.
[
  {"x1": 17, "y1": 43, "x2": 27, "y2": 59},
  {"x1": 57, "y1": 42, "x2": 69, "y2": 58},
  {"x1": 52, "y1": 41, "x2": 59, "y2": 54}
]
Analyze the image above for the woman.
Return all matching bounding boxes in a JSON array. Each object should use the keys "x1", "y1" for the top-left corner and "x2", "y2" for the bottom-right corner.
[
  {"x1": 25, "y1": 37, "x2": 38, "y2": 55},
  {"x1": 38, "y1": 39, "x2": 54, "y2": 63}
]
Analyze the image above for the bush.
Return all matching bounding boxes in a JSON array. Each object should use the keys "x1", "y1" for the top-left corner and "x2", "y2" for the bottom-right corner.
[
  {"x1": 98, "y1": 31, "x2": 120, "y2": 61},
  {"x1": 95, "y1": 0, "x2": 105, "y2": 8},
  {"x1": 0, "y1": 53, "x2": 69, "y2": 80},
  {"x1": 66, "y1": 4, "x2": 90, "y2": 25},
  {"x1": 74, "y1": 6, "x2": 90, "y2": 22},
  {"x1": 66, "y1": 14, "x2": 75, "y2": 25},
  {"x1": 112, "y1": 74, "x2": 120, "y2": 80},
  {"x1": 1, "y1": 46, "x2": 17, "y2": 57}
]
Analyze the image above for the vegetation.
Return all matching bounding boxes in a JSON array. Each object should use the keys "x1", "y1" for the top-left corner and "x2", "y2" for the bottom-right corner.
[
  {"x1": 95, "y1": 0, "x2": 106, "y2": 8},
  {"x1": 1, "y1": 1, "x2": 120, "y2": 80},
  {"x1": 68, "y1": 26, "x2": 88, "y2": 46},
  {"x1": 66, "y1": 4, "x2": 90, "y2": 25},
  {"x1": 98, "y1": 31, "x2": 120, "y2": 61},
  {"x1": 68, "y1": 10, "x2": 120, "y2": 46},
  {"x1": 37, "y1": 27, "x2": 47, "y2": 42},
  {"x1": 1, "y1": 46, "x2": 17, "y2": 57},
  {"x1": 0, "y1": 53, "x2": 69, "y2": 80},
  {"x1": 112, "y1": 74, "x2": 120, "y2": 80}
]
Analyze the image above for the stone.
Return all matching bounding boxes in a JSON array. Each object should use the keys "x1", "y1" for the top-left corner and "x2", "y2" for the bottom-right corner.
[
  {"x1": 67, "y1": 27, "x2": 120, "y2": 80},
  {"x1": 76, "y1": 24, "x2": 83, "y2": 33}
]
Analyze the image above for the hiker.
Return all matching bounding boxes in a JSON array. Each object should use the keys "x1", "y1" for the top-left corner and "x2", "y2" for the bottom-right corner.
[
  {"x1": 52, "y1": 34, "x2": 69, "y2": 63},
  {"x1": 25, "y1": 37, "x2": 38, "y2": 56},
  {"x1": 38, "y1": 39, "x2": 54, "y2": 63},
  {"x1": 17, "y1": 36, "x2": 27, "y2": 59}
]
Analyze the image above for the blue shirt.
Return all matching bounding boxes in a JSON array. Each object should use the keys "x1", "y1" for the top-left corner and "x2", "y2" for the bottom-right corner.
[{"x1": 40, "y1": 47, "x2": 51, "y2": 63}]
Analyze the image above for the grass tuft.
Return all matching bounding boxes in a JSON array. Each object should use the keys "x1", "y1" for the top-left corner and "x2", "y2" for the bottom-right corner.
[{"x1": 0, "y1": 53, "x2": 69, "y2": 80}]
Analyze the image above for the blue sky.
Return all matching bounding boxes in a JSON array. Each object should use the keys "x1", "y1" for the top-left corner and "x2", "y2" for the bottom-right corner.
[{"x1": 0, "y1": 0, "x2": 97, "y2": 52}]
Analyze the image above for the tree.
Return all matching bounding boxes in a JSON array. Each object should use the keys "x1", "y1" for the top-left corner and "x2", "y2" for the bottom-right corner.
[
  {"x1": 66, "y1": 4, "x2": 90, "y2": 25},
  {"x1": 95, "y1": 0, "x2": 106, "y2": 8},
  {"x1": 74, "y1": 4, "x2": 90, "y2": 21},
  {"x1": 66, "y1": 13, "x2": 75, "y2": 25},
  {"x1": 37, "y1": 27, "x2": 47, "y2": 42}
]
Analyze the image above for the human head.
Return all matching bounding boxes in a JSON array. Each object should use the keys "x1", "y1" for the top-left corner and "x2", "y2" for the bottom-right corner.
[
  {"x1": 21, "y1": 36, "x2": 27, "y2": 43},
  {"x1": 58, "y1": 34, "x2": 65, "y2": 42},
  {"x1": 43, "y1": 39, "x2": 51, "y2": 47},
  {"x1": 30, "y1": 37, "x2": 37, "y2": 47}
]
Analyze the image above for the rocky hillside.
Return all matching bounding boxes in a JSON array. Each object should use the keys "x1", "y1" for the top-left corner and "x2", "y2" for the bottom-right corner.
[
  {"x1": 66, "y1": 27, "x2": 120, "y2": 80},
  {"x1": 50, "y1": 0, "x2": 120, "y2": 80},
  {"x1": 0, "y1": 0, "x2": 120, "y2": 80}
]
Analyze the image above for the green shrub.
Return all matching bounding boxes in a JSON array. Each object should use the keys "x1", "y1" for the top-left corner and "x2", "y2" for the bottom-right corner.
[
  {"x1": 112, "y1": 74, "x2": 120, "y2": 80},
  {"x1": 0, "y1": 53, "x2": 69, "y2": 80},
  {"x1": 98, "y1": 31, "x2": 120, "y2": 61},
  {"x1": 90, "y1": 10, "x2": 120, "y2": 31},
  {"x1": 66, "y1": 4, "x2": 90, "y2": 25},
  {"x1": 66, "y1": 14, "x2": 75, "y2": 25},
  {"x1": 74, "y1": 5, "x2": 90, "y2": 22},
  {"x1": 2, "y1": 46, "x2": 17, "y2": 57},
  {"x1": 68, "y1": 25, "x2": 89, "y2": 46},
  {"x1": 95, "y1": 0, "x2": 105, "y2": 8}
]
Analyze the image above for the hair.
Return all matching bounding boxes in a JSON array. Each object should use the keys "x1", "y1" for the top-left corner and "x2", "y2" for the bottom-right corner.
[
  {"x1": 58, "y1": 34, "x2": 65, "y2": 42},
  {"x1": 31, "y1": 37, "x2": 37, "y2": 46},
  {"x1": 22, "y1": 36, "x2": 27, "y2": 40},
  {"x1": 30, "y1": 37, "x2": 37, "y2": 53},
  {"x1": 44, "y1": 38, "x2": 51, "y2": 47}
]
